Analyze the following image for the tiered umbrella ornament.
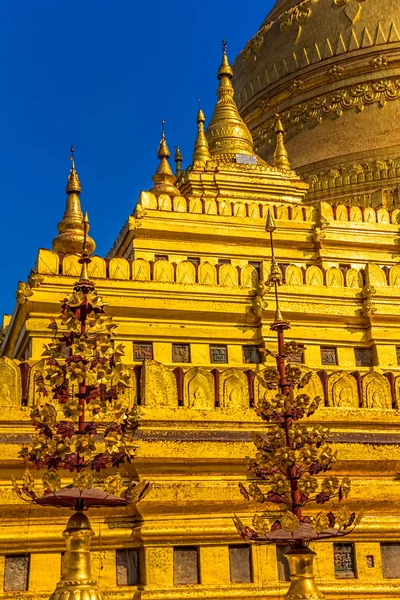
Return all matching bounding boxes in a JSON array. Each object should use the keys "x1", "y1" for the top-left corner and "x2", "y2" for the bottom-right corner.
[
  {"x1": 13, "y1": 212, "x2": 149, "y2": 599},
  {"x1": 235, "y1": 210, "x2": 362, "y2": 600}
]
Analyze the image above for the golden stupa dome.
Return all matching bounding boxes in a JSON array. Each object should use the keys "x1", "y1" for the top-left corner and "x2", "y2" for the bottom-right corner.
[{"x1": 233, "y1": 0, "x2": 400, "y2": 189}]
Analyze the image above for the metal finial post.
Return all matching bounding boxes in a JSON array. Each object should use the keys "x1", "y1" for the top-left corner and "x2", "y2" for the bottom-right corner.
[
  {"x1": 69, "y1": 144, "x2": 75, "y2": 170},
  {"x1": 222, "y1": 39, "x2": 227, "y2": 54},
  {"x1": 82, "y1": 211, "x2": 89, "y2": 255},
  {"x1": 161, "y1": 119, "x2": 165, "y2": 140}
]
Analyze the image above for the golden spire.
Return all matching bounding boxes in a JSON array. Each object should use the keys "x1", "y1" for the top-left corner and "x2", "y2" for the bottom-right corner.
[
  {"x1": 273, "y1": 115, "x2": 291, "y2": 171},
  {"x1": 174, "y1": 145, "x2": 183, "y2": 178},
  {"x1": 52, "y1": 146, "x2": 95, "y2": 256},
  {"x1": 193, "y1": 101, "x2": 211, "y2": 164},
  {"x1": 206, "y1": 40, "x2": 254, "y2": 157},
  {"x1": 150, "y1": 120, "x2": 181, "y2": 198}
]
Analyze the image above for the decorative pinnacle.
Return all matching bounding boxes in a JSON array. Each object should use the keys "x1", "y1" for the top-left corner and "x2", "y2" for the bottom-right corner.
[
  {"x1": 82, "y1": 211, "x2": 89, "y2": 254},
  {"x1": 193, "y1": 104, "x2": 211, "y2": 164},
  {"x1": 66, "y1": 144, "x2": 81, "y2": 194},
  {"x1": 265, "y1": 209, "x2": 276, "y2": 233},
  {"x1": 174, "y1": 145, "x2": 183, "y2": 178},
  {"x1": 218, "y1": 38, "x2": 233, "y2": 79},
  {"x1": 273, "y1": 114, "x2": 291, "y2": 170},
  {"x1": 158, "y1": 119, "x2": 170, "y2": 159}
]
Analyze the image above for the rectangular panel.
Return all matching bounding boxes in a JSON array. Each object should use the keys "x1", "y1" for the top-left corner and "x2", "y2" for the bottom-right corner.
[
  {"x1": 210, "y1": 345, "x2": 228, "y2": 364},
  {"x1": 116, "y1": 548, "x2": 140, "y2": 586},
  {"x1": 134, "y1": 342, "x2": 153, "y2": 362},
  {"x1": 229, "y1": 545, "x2": 253, "y2": 583},
  {"x1": 381, "y1": 544, "x2": 400, "y2": 579},
  {"x1": 334, "y1": 543, "x2": 356, "y2": 579},
  {"x1": 4, "y1": 554, "x2": 30, "y2": 592},
  {"x1": 173, "y1": 547, "x2": 199, "y2": 585}
]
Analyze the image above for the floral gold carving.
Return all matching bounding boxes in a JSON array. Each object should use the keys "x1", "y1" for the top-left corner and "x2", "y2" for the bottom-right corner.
[
  {"x1": 328, "y1": 65, "x2": 344, "y2": 81},
  {"x1": 256, "y1": 77, "x2": 400, "y2": 147},
  {"x1": 15, "y1": 281, "x2": 33, "y2": 305},
  {"x1": 280, "y1": 0, "x2": 319, "y2": 31},
  {"x1": 371, "y1": 55, "x2": 388, "y2": 70}
]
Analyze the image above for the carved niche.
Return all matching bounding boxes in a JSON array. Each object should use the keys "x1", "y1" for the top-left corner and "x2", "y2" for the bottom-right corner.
[
  {"x1": 219, "y1": 264, "x2": 239, "y2": 287},
  {"x1": 219, "y1": 368, "x2": 249, "y2": 410},
  {"x1": 305, "y1": 265, "x2": 324, "y2": 286},
  {"x1": 189, "y1": 197, "x2": 202, "y2": 214},
  {"x1": 183, "y1": 367, "x2": 214, "y2": 409},
  {"x1": 335, "y1": 205, "x2": 348, "y2": 221},
  {"x1": 158, "y1": 194, "x2": 172, "y2": 211},
  {"x1": 276, "y1": 205, "x2": 289, "y2": 220},
  {"x1": 389, "y1": 265, "x2": 400, "y2": 287},
  {"x1": 173, "y1": 196, "x2": 187, "y2": 212},
  {"x1": 362, "y1": 372, "x2": 392, "y2": 409},
  {"x1": 366, "y1": 263, "x2": 387, "y2": 287},
  {"x1": 346, "y1": 268, "x2": 363, "y2": 288},
  {"x1": 204, "y1": 199, "x2": 218, "y2": 215},
  {"x1": 141, "y1": 359, "x2": 178, "y2": 407},
  {"x1": 36, "y1": 249, "x2": 59, "y2": 274},
  {"x1": 285, "y1": 265, "x2": 303, "y2": 286},
  {"x1": 109, "y1": 257, "x2": 130, "y2": 280},
  {"x1": 0, "y1": 357, "x2": 22, "y2": 409},
  {"x1": 176, "y1": 261, "x2": 196, "y2": 285},
  {"x1": 248, "y1": 203, "x2": 260, "y2": 218},
  {"x1": 139, "y1": 190, "x2": 157, "y2": 209},
  {"x1": 198, "y1": 262, "x2": 217, "y2": 286},
  {"x1": 327, "y1": 372, "x2": 359, "y2": 408},
  {"x1": 349, "y1": 206, "x2": 362, "y2": 222},
  {"x1": 364, "y1": 207, "x2": 376, "y2": 224},
  {"x1": 62, "y1": 254, "x2": 81, "y2": 277},
  {"x1": 88, "y1": 256, "x2": 106, "y2": 278},
  {"x1": 154, "y1": 260, "x2": 174, "y2": 283},
  {"x1": 326, "y1": 267, "x2": 344, "y2": 287},
  {"x1": 233, "y1": 202, "x2": 246, "y2": 217},
  {"x1": 132, "y1": 258, "x2": 151, "y2": 282},
  {"x1": 240, "y1": 265, "x2": 258, "y2": 288}
]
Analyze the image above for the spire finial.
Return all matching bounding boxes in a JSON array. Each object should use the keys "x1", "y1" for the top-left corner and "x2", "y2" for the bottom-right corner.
[
  {"x1": 265, "y1": 208, "x2": 289, "y2": 329},
  {"x1": 52, "y1": 147, "x2": 95, "y2": 256},
  {"x1": 206, "y1": 42, "x2": 254, "y2": 156},
  {"x1": 193, "y1": 104, "x2": 211, "y2": 165},
  {"x1": 158, "y1": 119, "x2": 170, "y2": 159},
  {"x1": 77, "y1": 211, "x2": 92, "y2": 283},
  {"x1": 273, "y1": 114, "x2": 291, "y2": 171},
  {"x1": 150, "y1": 120, "x2": 181, "y2": 198},
  {"x1": 174, "y1": 145, "x2": 183, "y2": 179}
]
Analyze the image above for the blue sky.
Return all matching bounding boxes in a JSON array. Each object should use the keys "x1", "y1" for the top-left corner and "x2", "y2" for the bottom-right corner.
[{"x1": 0, "y1": 0, "x2": 272, "y2": 316}]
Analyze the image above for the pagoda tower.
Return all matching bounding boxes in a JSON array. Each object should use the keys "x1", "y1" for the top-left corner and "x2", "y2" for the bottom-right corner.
[{"x1": 1, "y1": 39, "x2": 400, "y2": 600}]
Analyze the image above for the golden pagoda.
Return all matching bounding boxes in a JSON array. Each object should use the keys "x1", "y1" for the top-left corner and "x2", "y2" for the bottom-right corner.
[{"x1": 0, "y1": 16, "x2": 400, "y2": 599}]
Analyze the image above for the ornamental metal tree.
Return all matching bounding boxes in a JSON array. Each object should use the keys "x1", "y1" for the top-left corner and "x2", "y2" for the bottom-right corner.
[
  {"x1": 13, "y1": 214, "x2": 150, "y2": 600},
  {"x1": 234, "y1": 211, "x2": 362, "y2": 600}
]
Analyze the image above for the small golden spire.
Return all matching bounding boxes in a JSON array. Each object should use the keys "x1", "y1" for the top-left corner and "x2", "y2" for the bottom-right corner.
[
  {"x1": 52, "y1": 147, "x2": 95, "y2": 256},
  {"x1": 150, "y1": 120, "x2": 181, "y2": 198},
  {"x1": 193, "y1": 103, "x2": 211, "y2": 164},
  {"x1": 174, "y1": 145, "x2": 183, "y2": 178},
  {"x1": 273, "y1": 115, "x2": 291, "y2": 171},
  {"x1": 206, "y1": 40, "x2": 254, "y2": 157},
  {"x1": 49, "y1": 512, "x2": 103, "y2": 600}
]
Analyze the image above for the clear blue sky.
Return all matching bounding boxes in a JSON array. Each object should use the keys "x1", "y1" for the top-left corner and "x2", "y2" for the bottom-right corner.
[{"x1": 0, "y1": 0, "x2": 272, "y2": 316}]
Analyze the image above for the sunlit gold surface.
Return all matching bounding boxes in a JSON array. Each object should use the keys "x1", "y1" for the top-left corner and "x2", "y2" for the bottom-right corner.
[
  {"x1": 233, "y1": 0, "x2": 400, "y2": 207},
  {"x1": 52, "y1": 160, "x2": 95, "y2": 256},
  {"x1": 0, "y1": 25, "x2": 400, "y2": 600},
  {"x1": 285, "y1": 547, "x2": 325, "y2": 600},
  {"x1": 50, "y1": 512, "x2": 103, "y2": 600}
]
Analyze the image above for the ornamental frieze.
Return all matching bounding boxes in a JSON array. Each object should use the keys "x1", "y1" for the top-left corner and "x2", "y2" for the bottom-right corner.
[{"x1": 254, "y1": 76, "x2": 400, "y2": 147}]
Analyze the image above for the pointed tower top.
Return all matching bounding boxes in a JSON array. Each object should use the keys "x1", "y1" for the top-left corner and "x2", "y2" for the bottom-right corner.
[
  {"x1": 158, "y1": 119, "x2": 170, "y2": 159},
  {"x1": 273, "y1": 114, "x2": 291, "y2": 171},
  {"x1": 218, "y1": 39, "x2": 233, "y2": 79},
  {"x1": 193, "y1": 107, "x2": 211, "y2": 165},
  {"x1": 174, "y1": 145, "x2": 183, "y2": 179},
  {"x1": 206, "y1": 41, "x2": 254, "y2": 157},
  {"x1": 150, "y1": 121, "x2": 180, "y2": 198},
  {"x1": 52, "y1": 147, "x2": 95, "y2": 256}
]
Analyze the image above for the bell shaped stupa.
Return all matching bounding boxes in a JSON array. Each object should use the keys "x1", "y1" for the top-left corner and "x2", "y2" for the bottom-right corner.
[{"x1": 233, "y1": 0, "x2": 400, "y2": 206}]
